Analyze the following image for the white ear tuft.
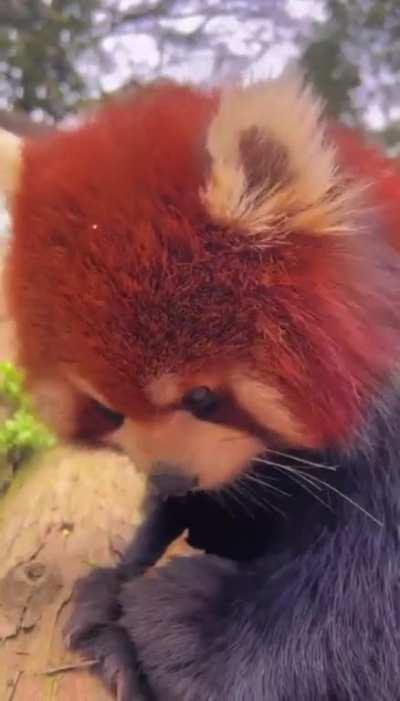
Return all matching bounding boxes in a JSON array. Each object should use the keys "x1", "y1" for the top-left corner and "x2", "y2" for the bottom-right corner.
[
  {"x1": 202, "y1": 70, "x2": 360, "y2": 238},
  {"x1": 0, "y1": 129, "x2": 22, "y2": 203}
]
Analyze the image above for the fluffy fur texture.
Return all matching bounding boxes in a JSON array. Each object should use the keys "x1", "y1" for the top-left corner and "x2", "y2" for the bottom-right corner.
[
  {"x1": 64, "y1": 395, "x2": 400, "y2": 701},
  {"x1": 202, "y1": 73, "x2": 359, "y2": 236},
  {"x1": 5, "y1": 75, "x2": 400, "y2": 453},
  {"x1": 3, "y1": 72, "x2": 400, "y2": 699}
]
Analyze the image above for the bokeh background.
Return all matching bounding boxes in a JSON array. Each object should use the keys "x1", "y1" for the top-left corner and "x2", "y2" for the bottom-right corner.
[{"x1": 0, "y1": 0, "x2": 399, "y2": 147}]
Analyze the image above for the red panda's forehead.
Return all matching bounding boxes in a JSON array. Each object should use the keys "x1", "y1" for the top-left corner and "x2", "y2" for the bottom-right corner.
[
  {"x1": 23, "y1": 84, "x2": 217, "y2": 227},
  {"x1": 73, "y1": 232, "x2": 267, "y2": 393},
  {"x1": 15, "y1": 84, "x2": 271, "y2": 388},
  {"x1": 63, "y1": 223, "x2": 399, "y2": 446}
]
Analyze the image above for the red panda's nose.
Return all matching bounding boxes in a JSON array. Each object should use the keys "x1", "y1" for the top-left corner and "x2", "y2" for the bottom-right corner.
[{"x1": 150, "y1": 468, "x2": 197, "y2": 499}]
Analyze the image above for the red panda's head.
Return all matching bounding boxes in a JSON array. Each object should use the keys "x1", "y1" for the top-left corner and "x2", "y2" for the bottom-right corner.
[{"x1": 2, "y1": 73, "x2": 399, "y2": 489}]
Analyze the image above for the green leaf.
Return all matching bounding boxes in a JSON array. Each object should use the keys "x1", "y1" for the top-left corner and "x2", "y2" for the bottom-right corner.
[{"x1": 0, "y1": 361, "x2": 56, "y2": 460}]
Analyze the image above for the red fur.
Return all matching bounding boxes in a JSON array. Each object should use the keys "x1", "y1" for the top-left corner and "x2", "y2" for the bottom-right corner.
[
  {"x1": 6, "y1": 84, "x2": 400, "y2": 447},
  {"x1": 330, "y1": 123, "x2": 400, "y2": 251}
]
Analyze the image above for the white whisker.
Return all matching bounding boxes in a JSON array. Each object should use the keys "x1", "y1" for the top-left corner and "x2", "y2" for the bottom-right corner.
[
  {"x1": 295, "y1": 468, "x2": 383, "y2": 528},
  {"x1": 268, "y1": 448, "x2": 337, "y2": 471},
  {"x1": 244, "y1": 472, "x2": 292, "y2": 498},
  {"x1": 254, "y1": 456, "x2": 382, "y2": 527},
  {"x1": 236, "y1": 477, "x2": 287, "y2": 519},
  {"x1": 226, "y1": 483, "x2": 255, "y2": 519},
  {"x1": 254, "y1": 457, "x2": 323, "y2": 491},
  {"x1": 264, "y1": 462, "x2": 333, "y2": 512}
]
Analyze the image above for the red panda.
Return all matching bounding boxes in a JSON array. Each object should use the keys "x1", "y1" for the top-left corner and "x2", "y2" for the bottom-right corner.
[{"x1": 1, "y1": 72, "x2": 400, "y2": 700}]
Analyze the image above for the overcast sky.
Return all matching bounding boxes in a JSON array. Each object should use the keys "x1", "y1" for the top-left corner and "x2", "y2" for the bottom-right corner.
[
  {"x1": 79, "y1": 0, "x2": 388, "y2": 130},
  {"x1": 95, "y1": 0, "x2": 326, "y2": 90}
]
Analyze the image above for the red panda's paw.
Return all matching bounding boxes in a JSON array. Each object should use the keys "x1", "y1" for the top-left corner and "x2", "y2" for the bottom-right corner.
[
  {"x1": 70, "y1": 620, "x2": 145, "y2": 701},
  {"x1": 71, "y1": 621, "x2": 146, "y2": 701},
  {"x1": 64, "y1": 566, "x2": 149, "y2": 700},
  {"x1": 64, "y1": 566, "x2": 122, "y2": 645}
]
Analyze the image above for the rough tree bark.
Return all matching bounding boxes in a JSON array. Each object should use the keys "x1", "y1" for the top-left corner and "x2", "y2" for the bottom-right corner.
[{"x1": 0, "y1": 247, "x2": 148, "y2": 699}]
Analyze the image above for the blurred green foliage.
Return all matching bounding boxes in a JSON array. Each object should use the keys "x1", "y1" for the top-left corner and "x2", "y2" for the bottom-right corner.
[
  {"x1": 303, "y1": 0, "x2": 400, "y2": 152},
  {"x1": 0, "y1": 361, "x2": 55, "y2": 458},
  {"x1": 0, "y1": 0, "x2": 100, "y2": 120}
]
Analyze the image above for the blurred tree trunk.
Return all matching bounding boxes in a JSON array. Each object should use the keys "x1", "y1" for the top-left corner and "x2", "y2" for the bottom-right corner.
[{"x1": 0, "y1": 250, "x2": 146, "y2": 700}]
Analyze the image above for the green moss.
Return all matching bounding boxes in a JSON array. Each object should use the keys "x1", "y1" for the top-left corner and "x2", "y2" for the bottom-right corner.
[{"x1": 0, "y1": 361, "x2": 56, "y2": 457}]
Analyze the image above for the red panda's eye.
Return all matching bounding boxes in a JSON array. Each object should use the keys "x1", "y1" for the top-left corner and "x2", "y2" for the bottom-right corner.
[
  {"x1": 182, "y1": 386, "x2": 220, "y2": 421},
  {"x1": 92, "y1": 401, "x2": 125, "y2": 431},
  {"x1": 77, "y1": 398, "x2": 125, "y2": 442}
]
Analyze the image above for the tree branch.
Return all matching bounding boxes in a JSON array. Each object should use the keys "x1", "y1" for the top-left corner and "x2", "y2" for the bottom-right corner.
[{"x1": 0, "y1": 109, "x2": 52, "y2": 137}]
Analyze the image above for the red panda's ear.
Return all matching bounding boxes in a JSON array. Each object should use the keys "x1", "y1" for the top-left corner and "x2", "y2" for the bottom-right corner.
[
  {"x1": 0, "y1": 129, "x2": 22, "y2": 205},
  {"x1": 202, "y1": 70, "x2": 362, "y2": 238}
]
